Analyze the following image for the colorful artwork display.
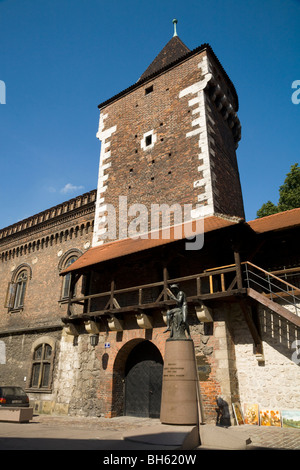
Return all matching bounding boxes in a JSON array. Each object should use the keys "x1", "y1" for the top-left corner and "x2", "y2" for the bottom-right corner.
[
  {"x1": 281, "y1": 410, "x2": 300, "y2": 428},
  {"x1": 232, "y1": 403, "x2": 244, "y2": 425},
  {"x1": 244, "y1": 403, "x2": 259, "y2": 425},
  {"x1": 235, "y1": 405, "x2": 300, "y2": 428},
  {"x1": 260, "y1": 408, "x2": 281, "y2": 427}
]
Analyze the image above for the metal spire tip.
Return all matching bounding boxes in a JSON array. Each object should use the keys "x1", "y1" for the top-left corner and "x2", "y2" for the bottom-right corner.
[{"x1": 172, "y1": 18, "x2": 178, "y2": 37}]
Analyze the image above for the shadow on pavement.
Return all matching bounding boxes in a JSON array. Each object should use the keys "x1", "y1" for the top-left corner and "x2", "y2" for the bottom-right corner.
[{"x1": 0, "y1": 436, "x2": 179, "y2": 451}]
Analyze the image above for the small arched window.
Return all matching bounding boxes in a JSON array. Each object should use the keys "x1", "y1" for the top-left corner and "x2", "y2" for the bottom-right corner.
[
  {"x1": 5, "y1": 264, "x2": 31, "y2": 311},
  {"x1": 58, "y1": 249, "x2": 82, "y2": 300},
  {"x1": 14, "y1": 270, "x2": 28, "y2": 309},
  {"x1": 30, "y1": 343, "x2": 53, "y2": 390},
  {"x1": 61, "y1": 256, "x2": 77, "y2": 299}
]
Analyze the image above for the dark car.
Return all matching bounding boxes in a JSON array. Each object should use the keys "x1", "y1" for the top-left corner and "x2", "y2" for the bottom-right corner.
[{"x1": 0, "y1": 386, "x2": 30, "y2": 407}]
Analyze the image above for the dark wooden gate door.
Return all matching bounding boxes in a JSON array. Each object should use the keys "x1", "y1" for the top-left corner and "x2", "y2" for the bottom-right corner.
[{"x1": 125, "y1": 341, "x2": 163, "y2": 418}]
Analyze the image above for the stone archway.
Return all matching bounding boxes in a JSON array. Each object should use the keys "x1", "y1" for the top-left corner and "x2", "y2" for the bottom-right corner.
[
  {"x1": 125, "y1": 340, "x2": 163, "y2": 418},
  {"x1": 112, "y1": 339, "x2": 163, "y2": 418}
]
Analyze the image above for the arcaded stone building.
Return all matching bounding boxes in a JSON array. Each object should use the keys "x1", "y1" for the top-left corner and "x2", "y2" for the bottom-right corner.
[{"x1": 1, "y1": 27, "x2": 300, "y2": 424}]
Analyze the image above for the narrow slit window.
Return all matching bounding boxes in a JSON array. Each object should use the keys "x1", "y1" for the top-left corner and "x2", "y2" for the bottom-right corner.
[{"x1": 145, "y1": 135, "x2": 152, "y2": 147}]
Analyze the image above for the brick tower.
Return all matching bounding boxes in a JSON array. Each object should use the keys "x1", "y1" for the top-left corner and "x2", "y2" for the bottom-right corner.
[{"x1": 92, "y1": 21, "x2": 244, "y2": 246}]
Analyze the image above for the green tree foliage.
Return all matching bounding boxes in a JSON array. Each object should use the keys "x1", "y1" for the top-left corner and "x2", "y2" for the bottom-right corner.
[
  {"x1": 257, "y1": 164, "x2": 300, "y2": 218},
  {"x1": 256, "y1": 201, "x2": 279, "y2": 218}
]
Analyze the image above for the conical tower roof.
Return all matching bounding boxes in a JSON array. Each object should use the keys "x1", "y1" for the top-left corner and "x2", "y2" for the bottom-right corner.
[
  {"x1": 98, "y1": 20, "x2": 239, "y2": 112},
  {"x1": 138, "y1": 20, "x2": 190, "y2": 82}
]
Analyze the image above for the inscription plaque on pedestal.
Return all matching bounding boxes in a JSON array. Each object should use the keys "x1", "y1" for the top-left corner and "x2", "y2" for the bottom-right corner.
[
  {"x1": 160, "y1": 339, "x2": 199, "y2": 425},
  {"x1": 160, "y1": 285, "x2": 202, "y2": 425}
]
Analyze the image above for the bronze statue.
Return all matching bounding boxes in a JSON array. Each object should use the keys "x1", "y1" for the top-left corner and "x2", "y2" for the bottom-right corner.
[{"x1": 164, "y1": 284, "x2": 191, "y2": 339}]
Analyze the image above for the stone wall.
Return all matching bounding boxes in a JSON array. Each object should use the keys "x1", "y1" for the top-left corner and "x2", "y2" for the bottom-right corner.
[
  {"x1": 231, "y1": 302, "x2": 300, "y2": 411},
  {"x1": 0, "y1": 330, "x2": 61, "y2": 388},
  {"x1": 53, "y1": 329, "x2": 103, "y2": 417},
  {"x1": 191, "y1": 304, "x2": 240, "y2": 425},
  {"x1": 54, "y1": 307, "x2": 240, "y2": 422}
]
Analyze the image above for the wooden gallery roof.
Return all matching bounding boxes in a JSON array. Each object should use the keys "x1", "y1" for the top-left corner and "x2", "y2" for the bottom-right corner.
[
  {"x1": 247, "y1": 207, "x2": 300, "y2": 234},
  {"x1": 61, "y1": 208, "x2": 300, "y2": 276},
  {"x1": 61, "y1": 215, "x2": 239, "y2": 275}
]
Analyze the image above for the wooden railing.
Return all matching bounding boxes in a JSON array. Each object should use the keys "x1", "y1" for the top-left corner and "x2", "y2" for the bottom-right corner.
[
  {"x1": 66, "y1": 264, "x2": 242, "y2": 318},
  {"x1": 270, "y1": 266, "x2": 300, "y2": 290},
  {"x1": 243, "y1": 262, "x2": 300, "y2": 317},
  {"x1": 65, "y1": 261, "x2": 300, "y2": 321}
]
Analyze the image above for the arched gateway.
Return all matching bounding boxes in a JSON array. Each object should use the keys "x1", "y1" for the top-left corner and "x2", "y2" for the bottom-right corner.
[{"x1": 112, "y1": 339, "x2": 163, "y2": 418}]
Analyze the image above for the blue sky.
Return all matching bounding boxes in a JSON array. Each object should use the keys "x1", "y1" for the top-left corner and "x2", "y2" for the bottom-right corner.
[{"x1": 0, "y1": 0, "x2": 299, "y2": 229}]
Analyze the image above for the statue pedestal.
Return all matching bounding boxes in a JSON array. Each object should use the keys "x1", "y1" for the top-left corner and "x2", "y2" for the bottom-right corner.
[{"x1": 160, "y1": 338, "x2": 199, "y2": 425}]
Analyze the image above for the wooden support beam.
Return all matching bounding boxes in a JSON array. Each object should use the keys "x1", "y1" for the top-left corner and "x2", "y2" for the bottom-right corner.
[
  {"x1": 239, "y1": 298, "x2": 263, "y2": 355},
  {"x1": 110, "y1": 279, "x2": 115, "y2": 309},
  {"x1": 247, "y1": 288, "x2": 300, "y2": 327},
  {"x1": 67, "y1": 273, "x2": 81, "y2": 316},
  {"x1": 234, "y1": 250, "x2": 243, "y2": 290},
  {"x1": 227, "y1": 276, "x2": 237, "y2": 292},
  {"x1": 221, "y1": 273, "x2": 225, "y2": 292},
  {"x1": 197, "y1": 276, "x2": 201, "y2": 296},
  {"x1": 209, "y1": 275, "x2": 213, "y2": 294},
  {"x1": 163, "y1": 266, "x2": 169, "y2": 301}
]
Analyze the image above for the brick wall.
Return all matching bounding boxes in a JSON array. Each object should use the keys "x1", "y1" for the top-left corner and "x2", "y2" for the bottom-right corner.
[
  {"x1": 93, "y1": 49, "x2": 244, "y2": 246},
  {"x1": 0, "y1": 191, "x2": 96, "y2": 331},
  {"x1": 206, "y1": 90, "x2": 244, "y2": 219},
  {"x1": 0, "y1": 191, "x2": 96, "y2": 407},
  {"x1": 0, "y1": 232, "x2": 91, "y2": 331},
  {"x1": 96, "y1": 319, "x2": 167, "y2": 418}
]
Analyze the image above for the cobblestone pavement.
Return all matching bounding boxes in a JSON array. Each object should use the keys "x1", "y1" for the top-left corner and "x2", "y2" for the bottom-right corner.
[
  {"x1": 0, "y1": 414, "x2": 300, "y2": 450},
  {"x1": 34, "y1": 415, "x2": 300, "y2": 449},
  {"x1": 30, "y1": 413, "x2": 163, "y2": 432},
  {"x1": 229, "y1": 423, "x2": 300, "y2": 450}
]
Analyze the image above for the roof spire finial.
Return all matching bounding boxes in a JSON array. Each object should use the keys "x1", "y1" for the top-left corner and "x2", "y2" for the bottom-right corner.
[{"x1": 172, "y1": 18, "x2": 178, "y2": 37}]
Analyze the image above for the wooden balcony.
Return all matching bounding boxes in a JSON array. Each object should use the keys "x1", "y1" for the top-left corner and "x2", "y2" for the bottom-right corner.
[
  {"x1": 61, "y1": 260, "x2": 300, "y2": 330},
  {"x1": 62, "y1": 263, "x2": 245, "y2": 323}
]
